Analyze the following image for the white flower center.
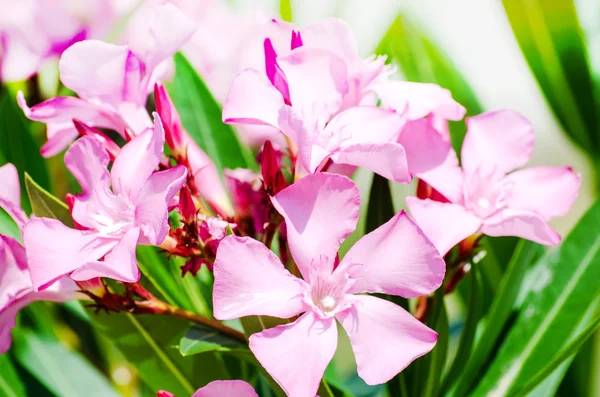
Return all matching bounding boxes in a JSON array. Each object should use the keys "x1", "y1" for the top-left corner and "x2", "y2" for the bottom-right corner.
[
  {"x1": 477, "y1": 197, "x2": 490, "y2": 209},
  {"x1": 319, "y1": 296, "x2": 337, "y2": 312}
]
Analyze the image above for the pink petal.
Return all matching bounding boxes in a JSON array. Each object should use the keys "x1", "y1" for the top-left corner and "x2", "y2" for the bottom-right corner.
[
  {"x1": 398, "y1": 118, "x2": 452, "y2": 176},
  {"x1": 64, "y1": 136, "x2": 111, "y2": 197},
  {"x1": 504, "y1": 166, "x2": 580, "y2": 220},
  {"x1": 277, "y1": 47, "x2": 348, "y2": 116},
  {"x1": 111, "y1": 114, "x2": 164, "y2": 199},
  {"x1": 40, "y1": 126, "x2": 81, "y2": 157},
  {"x1": 405, "y1": 197, "x2": 482, "y2": 255},
  {"x1": 249, "y1": 312, "x2": 337, "y2": 397},
  {"x1": 417, "y1": 165, "x2": 465, "y2": 205},
  {"x1": 0, "y1": 297, "x2": 30, "y2": 354},
  {"x1": 23, "y1": 218, "x2": 115, "y2": 291},
  {"x1": 300, "y1": 18, "x2": 361, "y2": 71},
  {"x1": 337, "y1": 295, "x2": 437, "y2": 385},
  {"x1": 324, "y1": 106, "x2": 406, "y2": 145},
  {"x1": 135, "y1": 166, "x2": 187, "y2": 245},
  {"x1": 223, "y1": 69, "x2": 285, "y2": 128},
  {"x1": 271, "y1": 173, "x2": 360, "y2": 280},
  {"x1": 481, "y1": 209, "x2": 561, "y2": 246},
  {"x1": 192, "y1": 381, "x2": 258, "y2": 397},
  {"x1": 0, "y1": 163, "x2": 20, "y2": 209},
  {"x1": 59, "y1": 40, "x2": 130, "y2": 103},
  {"x1": 0, "y1": 236, "x2": 30, "y2": 311},
  {"x1": 71, "y1": 227, "x2": 141, "y2": 283},
  {"x1": 461, "y1": 110, "x2": 535, "y2": 176},
  {"x1": 373, "y1": 81, "x2": 466, "y2": 121},
  {"x1": 331, "y1": 142, "x2": 411, "y2": 183},
  {"x1": 213, "y1": 236, "x2": 305, "y2": 320},
  {"x1": 344, "y1": 211, "x2": 445, "y2": 298}
]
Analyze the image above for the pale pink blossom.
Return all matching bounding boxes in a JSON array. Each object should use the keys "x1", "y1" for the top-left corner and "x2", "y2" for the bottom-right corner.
[
  {"x1": 406, "y1": 110, "x2": 581, "y2": 255},
  {"x1": 23, "y1": 115, "x2": 187, "y2": 290},
  {"x1": 213, "y1": 173, "x2": 444, "y2": 397},
  {"x1": 17, "y1": 2, "x2": 196, "y2": 157},
  {"x1": 223, "y1": 18, "x2": 464, "y2": 181},
  {"x1": 191, "y1": 380, "x2": 259, "y2": 397},
  {"x1": 0, "y1": 163, "x2": 79, "y2": 354}
]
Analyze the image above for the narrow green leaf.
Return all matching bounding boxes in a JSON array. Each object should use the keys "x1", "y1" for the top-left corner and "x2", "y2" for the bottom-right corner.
[
  {"x1": 279, "y1": 0, "x2": 293, "y2": 22},
  {"x1": 503, "y1": 0, "x2": 599, "y2": 157},
  {"x1": 452, "y1": 240, "x2": 543, "y2": 396},
  {"x1": 439, "y1": 266, "x2": 482, "y2": 395},
  {"x1": 0, "y1": 206, "x2": 21, "y2": 241},
  {"x1": 169, "y1": 53, "x2": 255, "y2": 174},
  {"x1": 240, "y1": 315, "x2": 287, "y2": 337},
  {"x1": 422, "y1": 301, "x2": 448, "y2": 397},
  {"x1": 513, "y1": 311, "x2": 600, "y2": 396},
  {"x1": 179, "y1": 324, "x2": 245, "y2": 356},
  {"x1": 12, "y1": 331, "x2": 120, "y2": 397},
  {"x1": 365, "y1": 173, "x2": 394, "y2": 234},
  {"x1": 316, "y1": 379, "x2": 335, "y2": 397},
  {"x1": 0, "y1": 354, "x2": 26, "y2": 397},
  {"x1": 471, "y1": 199, "x2": 600, "y2": 395},
  {"x1": 376, "y1": 14, "x2": 482, "y2": 153},
  {"x1": 88, "y1": 311, "x2": 228, "y2": 395},
  {"x1": 0, "y1": 89, "x2": 50, "y2": 211},
  {"x1": 24, "y1": 173, "x2": 73, "y2": 227}
]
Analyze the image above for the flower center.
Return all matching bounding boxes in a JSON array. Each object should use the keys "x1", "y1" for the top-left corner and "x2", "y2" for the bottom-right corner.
[{"x1": 318, "y1": 295, "x2": 337, "y2": 312}]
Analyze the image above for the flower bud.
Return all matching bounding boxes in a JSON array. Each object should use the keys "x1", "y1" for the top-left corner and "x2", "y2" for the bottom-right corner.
[
  {"x1": 154, "y1": 82, "x2": 185, "y2": 156},
  {"x1": 261, "y1": 140, "x2": 287, "y2": 195},
  {"x1": 178, "y1": 185, "x2": 196, "y2": 224},
  {"x1": 76, "y1": 278, "x2": 108, "y2": 299},
  {"x1": 416, "y1": 179, "x2": 449, "y2": 203},
  {"x1": 72, "y1": 119, "x2": 120, "y2": 160},
  {"x1": 157, "y1": 391, "x2": 176, "y2": 397},
  {"x1": 264, "y1": 38, "x2": 290, "y2": 105}
]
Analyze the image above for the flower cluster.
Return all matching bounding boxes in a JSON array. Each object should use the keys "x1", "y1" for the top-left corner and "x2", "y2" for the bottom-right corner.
[{"x1": 0, "y1": 6, "x2": 580, "y2": 397}]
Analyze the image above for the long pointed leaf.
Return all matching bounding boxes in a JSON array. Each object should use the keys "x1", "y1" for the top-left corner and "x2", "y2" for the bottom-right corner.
[{"x1": 0, "y1": 355, "x2": 26, "y2": 397}]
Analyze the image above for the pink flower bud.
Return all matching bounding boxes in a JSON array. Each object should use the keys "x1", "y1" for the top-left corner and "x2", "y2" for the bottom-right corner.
[
  {"x1": 156, "y1": 391, "x2": 176, "y2": 397},
  {"x1": 76, "y1": 278, "x2": 108, "y2": 298},
  {"x1": 154, "y1": 82, "x2": 185, "y2": 156},
  {"x1": 72, "y1": 119, "x2": 120, "y2": 160},
  {"x1": 178, "y1": 185, "x2": 196, "y2": 223},
  {"x1": 261, "y1": 141, "x2": 287, "y2": 195},
  {"x1": 264, "y1": 38, "x2": 290, "y2": 105}
]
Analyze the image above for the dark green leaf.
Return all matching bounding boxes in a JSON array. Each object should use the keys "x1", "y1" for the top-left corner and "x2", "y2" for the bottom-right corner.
[
  {"x1": 365, "y1": 173, "x2": 394, "y2": 234},
  {"x1": 471, "y1": 199, "x2": 600, "y2": 395},
  {"x1": 169, "y1": 53, "x2": 255, "y2": 174},
  {"x1": 179, "y1": 324, "x2": 245, "y2": 356},
  {"x1": 0, "y1": 88, "x2": 50, "y2": 211},
  {"x1": 422, "y1": 301, "x2": 448, "y2": 397},
  {"x1": 12, "y1": 331, "x2": 119, "y2": 397},
  {"x1": 0, "y1": 205, "x2": 21, "y2": 241},
  {"x1": 376, "y1": 14, "x2": 482, "y2": 153},
  {"x1": 24, "y1": 173, "x2": 73, "y2": 227},
  {"x1": 503, "y1": 0, "x2": 599, "y2": 157},
  {"x1": 452, "y1": 240, "x2": 543, "y2": 396},
  {"x1": 0, "y1": 354, "x2": 26, "y2": 397},
  {"x1": 240, "y1": 315, "x2": 287, "y2": 337}
]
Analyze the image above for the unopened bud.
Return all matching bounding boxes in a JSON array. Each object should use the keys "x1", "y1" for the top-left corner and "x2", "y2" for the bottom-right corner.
[
  {"x1": 77, "y1": 278, "x2": 108, "y2": 299},
  {"x1": 72, "y1": 119, "x2": 120, "y2": 160},
  {"x1": 291, "y1": 30, "x2": 303, "y2": 50},
  {"x1": 157, "y1": 391, "x2": 175, "y2": 397},
  {"x1": 261, "y1": 140, "x2": 287, "y2": 195},
  {"x1": 179, "y1": 185, "x2": 197, "y2": 223},
  {"x1": 416, "y1": 179, "x2": 449, "y2": 203},
  {"x1": 154, "y1": 82, "x2": 185, "y2": 156}
]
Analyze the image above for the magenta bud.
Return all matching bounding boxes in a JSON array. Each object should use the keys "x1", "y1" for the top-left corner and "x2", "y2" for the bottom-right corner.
[
  {"x1": 154, "y1": 82, "x2": 185, "y2": 155},
  {"x1": 72, "y1": 119, "x2": 120, "y2": 160},
  {"x1": 261, "y1": 140, "x2": 287, "y2": 195},
  {"x1": 291, "y1": 30, "x2": 303, "y2": 50},
  {"x1": 157, "y1": 391, "x2": 176, "y2": 397},
  {"x1": 179, "y1": 185, "x2": 196, "y2": 223},
  {"x1": 264, "y1": 38, "x2": 291, "y2": 105}
]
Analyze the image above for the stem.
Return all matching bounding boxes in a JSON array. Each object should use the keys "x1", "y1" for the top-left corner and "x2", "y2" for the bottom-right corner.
[
  {"x1": 136, "y1": 299, "x2": 247, "y2": 343},
  {"x1": 262, "y1": 222, "x2": 279, "y2": 249}
]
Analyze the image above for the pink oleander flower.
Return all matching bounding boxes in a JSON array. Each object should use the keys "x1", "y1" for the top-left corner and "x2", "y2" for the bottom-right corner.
[
  {"x1": 213, "y1": 173, "x2": 445, "y2": 397},
  {"x1": 406, "y1": 110, "x2": 581, "y2": 255},
  {"x1": 223, "y1": 18, "x2": 464, "y2": 181},
  {"x1": 0, "y1": 0, "x2": 134, "y2": 82},
  {"x1": 23, "y1": 115, "x2": 187, "y2": 290},
  {"x1": 158, "y1": 380, "x2": 258, "y2": 397},
  {"x1": 0, "y1": 163, "x2": 79, "y2": 354},
  {"x1": 17, "y1": 2, "x2": 196, "y2": 157}
]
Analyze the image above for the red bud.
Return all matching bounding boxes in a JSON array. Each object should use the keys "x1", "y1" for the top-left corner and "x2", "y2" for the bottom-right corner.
[
  {"x1": 416, "y1": 179, "x2": 450, "y2": 203},
  {"x1": 179, "y1": 185, "x2": 197, "y2": 223},
  {"x1": 154, "y1": 82, "x2": 185, "y2": 155},
  {"x1": 261, "y1": 141, "x2": 287, "y2": 195},
  {"x1": 157, "y1": 391, "x2": 176, "y2": 397}
]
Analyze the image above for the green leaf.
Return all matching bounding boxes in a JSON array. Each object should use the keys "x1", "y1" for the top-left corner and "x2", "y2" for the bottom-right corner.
[
  {"x1": 169, "y1": 53, "x2": 255, "y2": 173},
  {"x1": 316, "y1": 379, "x2": 335, "y2": 397},
  {"x1": 0, "y1": 205, "x2": 21, "y2": 241},
  {"x1": 502, "y1": 0, "x2": 599, "y2": 158},
  {"x1": 439, "y1": 266, "x2": 482, "y2": 395},
  {"x1": 365, "y1": 173, "x2": 394, "y2": 234},
  {"x1": 88, "y1": 311, "x2": 229, "y2": 395},
  {"x1": 0, "y1": 354, "x2": 26, "y2": 397},
  {"x1": 240, "y1": 315, "x2": 287, "y2": 337},
  {"x1": 452, "y1": 240, "x2": 544, "y2": 396},
  {"x1": 12, "y1": 331, "x2": 120, "y2": 397},
  {"x1": 0, "y1": 88, "x2": 50, "y2": 211},
  {"x1": 513, "y1": 311, "x2": 600, "y2": 396},
  {"x1": 24, "y1": 173, "x2": 73, "y2": 227},
  {"x1": 179, "y1": 324, "x2": 245, "y2": 356},
  {"x1": 422, "y1": 301, "x2": 448, "y2": 397},
  {"x1": 471, "y1": 199, "x2": 600, "y2": 395},
  {"x1": 376, "y1": 14, "x2": 482, "y2": 153},
  {"x1": 279, "y1": 0, "x2": 293, "y2": 22}
]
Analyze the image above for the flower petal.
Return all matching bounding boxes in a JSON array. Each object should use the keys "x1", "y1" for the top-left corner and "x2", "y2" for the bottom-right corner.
[
  {"x1": 135, "y1": 166, "x2": 187, "y2": 245},
  {"x1": 461, "y1": 110, "x2": 535, "y2": 176},
  {"x1": 0, "y1": 297, "x2": 30, "y2": 354},
  {"x1": 71, "y1": 227, "x2": 141, "y2": 283},
  {"x1": 213, "y1": 236, "x2": 305, "y2": 320},
  {"x1": 482, "y1": 209, "x2": 561, "y2": 246},
  {"x1": 0, "y1": 163, "x2": 20, "y2": 209},
  {"x1": 23, "y1": 218, "x2": 115, "y2": 291},
  {"x1": 249, "y1": 312, "x2": 337, "y2": 397},
  {"x1": 405, "y1": 198, "x2": 482, "y2": 255},
  {"x1": 373, "y1": 81, "x2": 466, "y2": 121},
  {"x1": 417, "y1": 165, "x2": 465, "y2": 204},
  {"x1": 271, "y1": 173, "x2": 360, "y2": 280},
  {"x1": 0, "y1": 236, "x2": 30, "y2": 311},
  {"x1": 223, "y1": 69, "x2": 285, "y2": 128},
  {"x1": 111, "y1": 114, "x2": 164, "y2": 199},
  {"x1": 344, "y1": 211, "x2": 445, "y2": 298},
  {"x1": 399, "y1": 118, "x2": 452, "y2": 176},
  {"x1": 331, "y1": 142, "x2": 411, "y2": 183},
  {"x1": 504, "y1": 166, "x2": 580, "y2": 220},
  {"x1": 324, "y1": 106, "x2": 406, "y2": 145},
  {"x1": 337, "y1": 295, "x2": 437, "y2": 385},
  {"x1": 192, "y1": 381, "x2": 258, "y2": 397},
  {"x1": 65, "y1": 136, "x2": 111, "y2": 197},
  {"x1": 300, "y1": 18, "x2": 361, "y2": 69}
]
